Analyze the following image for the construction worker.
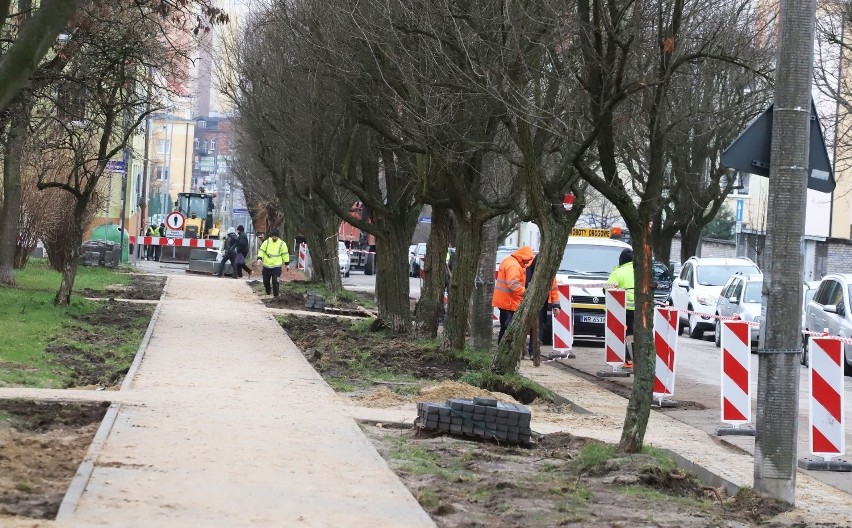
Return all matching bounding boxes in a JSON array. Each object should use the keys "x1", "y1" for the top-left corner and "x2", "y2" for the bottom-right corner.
[
  {"x1": 492, "y1": 246, "x2": 534, "y2": 343},
  {"x1": 256, "y1": 228, "x2": 290, "y2": 297},
  {"x1": 145, "y1": 222, "x2": 158, "y2": 261},
  {"x1": 608, "y1": 248, "x2": 635, "y2": 368}
]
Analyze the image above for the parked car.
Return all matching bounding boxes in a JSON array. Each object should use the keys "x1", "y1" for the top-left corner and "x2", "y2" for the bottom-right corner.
[
  {"x1": 714, "y1": 273, "x2": 763, "y2": 347},
  {"x1": 652, "y1": 261, "x2": 673, "y2": 305},
  {"x1": 670, "y1": 257, "x2": 761, "y2": 339},
  {"x1": 802, "y1": 280, "x2": 820, "y2": 333},
  {"x1": 803, "y1": 274, "x2": 852, "y2": 374},
  {"x1": 409, "y1": 243, "x2": 427, "y2": 277},
  {"x1": 338, "y1": 242, "x2": 351, "y2": 277}
]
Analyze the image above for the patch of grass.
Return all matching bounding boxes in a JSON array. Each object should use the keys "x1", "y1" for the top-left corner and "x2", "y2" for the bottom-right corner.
[
  {"x1": 446, "y1": 346, "x2": 492, "y2": 370},
  {"x1": 642, "y1": 445, "x2": 678, "y2": 473},
  {"x1": 15, "y1": 258, "x2": 129, "y2": 293},
  {"x1": 416, "y1": 487, "x2": 440, "y2": 510},
  {"x1": 327, "y1": 377, "x2": 355, "y2": 392},
  {"x1": 279, "y1": 280, "x2": 377, "y2": 309},
  {"x1": 1, "y1": 260, "x2": 152, "y2": 387},
  {"x1": 463, "y1": 486, "x2": 493, "y2": 503},
  {"x1": 388, "y1": 436, "x2": 472, "y2": 482},
  {"x1": 573, "y1": 441, "x2": 617, "y2": 475},
  {"x1": 618, "y1": 485, "x2": 711, "y2": 508},
  {"x1": 14, "y1": 481, "x2": 35, "y2": 493}
]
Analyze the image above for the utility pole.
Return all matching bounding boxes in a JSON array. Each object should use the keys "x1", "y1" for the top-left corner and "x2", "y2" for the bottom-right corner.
[{"x1": 754, "y1": 0, "x2": 816, "y2": 503}]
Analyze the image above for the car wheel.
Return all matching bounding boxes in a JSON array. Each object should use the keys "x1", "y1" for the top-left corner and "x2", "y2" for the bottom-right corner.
[
  {"x1": 714, "y1": 319, "x2": 721, "y2": 348},
  {"x1": 845, "y1": 346, "x2": 852, "y2": 376},
  {"x1": 688, "y1": 311, "x2": 704, "y2": 339},
  {"x1": 344, "y1": 271, "x2": 350, "y2": 278},
  {"x1": 801, "y1": 334, "x2": 809, "y2": 367}
]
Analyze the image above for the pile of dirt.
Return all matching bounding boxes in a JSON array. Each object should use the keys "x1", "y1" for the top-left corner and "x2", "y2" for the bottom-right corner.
[
  {"x1": 0, "y1": 400, "x2": 109, "y2": 519},
  {"x1": 418, "y1": 381, "x2": 516, "y2": 403},
  {"x1": 365, "y1": 425, "x2": 796, "y2": 528},
  {"x1": 352, "y1": 381, "x2": 519, "y2": 408},
  {"x1": 264, "y1": 280, "x2": 376, "y2": 311}
]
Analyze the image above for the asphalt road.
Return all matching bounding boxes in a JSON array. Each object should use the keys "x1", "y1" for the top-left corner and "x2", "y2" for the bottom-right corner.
[{"x1": 554, "y1": 333, "x2": 852, "y2": 495}]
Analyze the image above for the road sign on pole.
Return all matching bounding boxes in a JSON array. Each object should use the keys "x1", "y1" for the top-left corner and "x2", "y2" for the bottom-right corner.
[{"x1": 165, "y1": 211, "x2": 185, "y2": 231}]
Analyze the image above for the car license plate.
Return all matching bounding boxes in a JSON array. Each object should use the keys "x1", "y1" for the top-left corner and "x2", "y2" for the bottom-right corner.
[{"x1": 580, "y1": 315, "x2": 605, "y2": 324}]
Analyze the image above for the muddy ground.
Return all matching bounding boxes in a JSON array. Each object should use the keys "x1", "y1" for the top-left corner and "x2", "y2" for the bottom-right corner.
[
  {"x1": 80, "y1": 274, "x2": 166, "y2": 301},
  {"x1": 366, "y1": 425, "x2": 793, "y2": 528},
  {"x1": 280, "y1": 313, "x2": 824, "y2": 528},
  {"x1": 0, "y1": 400, "x2": 108, "y2": 519},
  {"x1": 46, "y1": 300, "x2": 154, "y2": 388},
  {"x1": 260, "y1": 278, "x2": 377, "y2": 312}
]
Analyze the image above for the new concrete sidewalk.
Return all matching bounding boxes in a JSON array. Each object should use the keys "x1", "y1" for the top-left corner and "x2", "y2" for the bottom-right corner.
[{"x1": 59, "y1": 274, "x2": 434, "y2": 527}]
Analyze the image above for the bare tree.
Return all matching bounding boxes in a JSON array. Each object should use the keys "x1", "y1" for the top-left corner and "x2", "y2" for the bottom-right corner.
[{"x1": 30, "y1": 3, "x2": 181, "y2": 304}]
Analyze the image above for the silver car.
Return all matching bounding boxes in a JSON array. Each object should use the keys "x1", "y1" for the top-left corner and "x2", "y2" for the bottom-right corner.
[
  {"x1": 803, "y1": 273, "x2": 852, "y2": 374},
  {"x1": 714, "y1": 274, "x2": 763, "y2": 347}
]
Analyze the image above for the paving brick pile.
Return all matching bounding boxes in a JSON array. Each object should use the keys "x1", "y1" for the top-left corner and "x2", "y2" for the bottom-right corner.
[{"x1": 416, "y1": 397, "x2": 532, "y2": 444}]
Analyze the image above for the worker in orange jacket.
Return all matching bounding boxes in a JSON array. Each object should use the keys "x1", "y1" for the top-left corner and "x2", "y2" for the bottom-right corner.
[{"x1": 493, "y1": 246, "x2": 535, "y2": 343}]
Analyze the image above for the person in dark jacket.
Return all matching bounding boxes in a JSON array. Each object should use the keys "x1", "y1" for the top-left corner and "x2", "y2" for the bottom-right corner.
[
  {"x1": 218, "y1": 227, "x2": 239, "y2": 278},
  {"x1": 234, "y1": 225, "x2": 252, "y2": 278}
]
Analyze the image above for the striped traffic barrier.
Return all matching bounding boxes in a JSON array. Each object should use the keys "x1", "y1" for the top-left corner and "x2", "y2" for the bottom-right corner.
[
  {"x1": 597, "y1": 289, "x2": 629, "y2": 377},
  {"x1": 716, "y1": 318, "x2": 754, "y2": 435},
  {"x1": 129, "y1": 236, "x2": 220, "y2": 249},
  {"x1": 653, "y1": 306, "x2": 679, "y2": 405},
  {"x1": 492, "y1": 306, "x2": 500, "y2": 327},
  {"x1": 552, "y1": 284, "x2": 573, "y2": 353},
  {"x1": 297, "y1": 243, "x2": 307, "y2": 270},
  {"x1": 798, "y1": 335, "x2": 852, "y2": 471}
]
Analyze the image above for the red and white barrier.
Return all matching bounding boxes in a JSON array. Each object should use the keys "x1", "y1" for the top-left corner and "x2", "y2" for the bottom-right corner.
[
  {"x1": 807, "y1": 336, "x2": 846, "y2": 459},
  {"x1": 129, "y1": 236, "x2": 219, "y2": 249},
  {"x1": 605, "y1": 289, "x2": 627, "y2": 367},
  {"x1": 552, "y1": 285, "x2": 573, "y2": 352},
  {"x1": 653, "y1": 307, "x2": 679, "y2": 399},
  {"x1": 297, "y1": 243, "x2": 307, "y2": 270},
  {"x1": 720, "y1": 319, "x2": 751, "y2": 425}
]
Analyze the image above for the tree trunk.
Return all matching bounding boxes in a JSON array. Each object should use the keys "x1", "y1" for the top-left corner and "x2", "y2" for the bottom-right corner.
[
  {"x1": 492, "y1": 216, "x2": 570, "y2": 374},
  {"x1": 618, "y1": 223, "x2": 656, "y2": 452},
  {"x1": 471, "y1": 217, "x2": 499, "y2": 350},
  {"x1": 55, "y1": 208, "x2": 85, "y2": 306},
  {"x1": 415, "y1": 205, "x2": 451, "y2": 338},
  {"x1": 0, "y1": 105, "x2": 26, "y2": 286},
  {"x1": 440, "y1": 215, "x2": 483, "y2": 353},
  {"x1": 303, "y1": 229, "x2": 342, "y2": 292},
  {"x1": 679, "y1": 223, "x2": 702, "y2": 262},
  {"x1": 653, "y1": 224, "x2": 677, "y2": 269},
  {"x1": 374, "y1": 216, "x2": 413, "y2": 334}
]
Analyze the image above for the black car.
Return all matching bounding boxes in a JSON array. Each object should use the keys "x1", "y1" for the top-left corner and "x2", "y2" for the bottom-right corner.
[{"x1": 653, "y1": 260, "x2": 673, "y2": 305}]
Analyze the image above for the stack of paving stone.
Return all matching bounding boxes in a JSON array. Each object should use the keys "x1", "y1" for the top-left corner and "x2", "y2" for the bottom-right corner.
[{"x1": 416, "y1": 397, "x2": 532, "y2": 445}]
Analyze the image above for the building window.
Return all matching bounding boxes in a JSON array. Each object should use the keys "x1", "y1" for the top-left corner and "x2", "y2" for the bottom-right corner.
[
  {"x1": 210, "y1": 139, "x2": 216, "y2": 151},
  {"x1": 193, "y1": 138, "x2": 199, "y2": 150},
  {"x1": 197, "y1": 120, "x2": 206, "y2": 128},
  {"x1": 155, "y1": 167, "x2": 170, "y2": 182},
  {"x1": 722, "y1": 172, "x2": 750, "y2": 196},
  {"x1": 56, "y1": 81, "x2": 86, "y2": 123},
  {"x1": 157, "y1": 139, "x2": 171, "y2": 155}
]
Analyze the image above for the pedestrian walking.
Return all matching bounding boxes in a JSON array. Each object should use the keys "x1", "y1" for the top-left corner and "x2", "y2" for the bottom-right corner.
[
  {"x1": 492, "y1": 246, "x2": 534, "y2": 343},
  {"x1": 256, "y1": 229, "x2": 290, "y2": 297},
  {"x1": 154, "y1": 223, "x2": 166, "y2": 261},
  {"x1": 234, "y1": 225, "x2": 252, "y2": 278},
  {"x1": 218, "y1": 227, "x2": 239, "y2": 278},
  {"x1": 608, "y1": 248, "x2": 635, "y2": 368}
]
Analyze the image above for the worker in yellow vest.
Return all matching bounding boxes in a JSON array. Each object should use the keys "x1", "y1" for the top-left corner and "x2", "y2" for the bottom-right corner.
[{"x1": 256, "y1": 228, "x2": 290, "y2": 297}]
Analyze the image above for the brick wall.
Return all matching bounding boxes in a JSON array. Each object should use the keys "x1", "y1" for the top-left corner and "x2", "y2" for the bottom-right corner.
[
  {"x1": 669, "y1": 235, "x2": 736, "y2": 263},
  {"x1": 826, "y1": 238, "x2": 852, "y2": 274}
]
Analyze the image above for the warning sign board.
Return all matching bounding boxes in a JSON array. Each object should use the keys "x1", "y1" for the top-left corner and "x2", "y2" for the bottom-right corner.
[{"x1": 165, "y1": 212, "x2": 185, "y2": 231}]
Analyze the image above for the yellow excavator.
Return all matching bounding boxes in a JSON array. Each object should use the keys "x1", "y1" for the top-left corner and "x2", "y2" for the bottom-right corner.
[{"x1": 176, "y1": 192, "x2": 220, "y2": 239}]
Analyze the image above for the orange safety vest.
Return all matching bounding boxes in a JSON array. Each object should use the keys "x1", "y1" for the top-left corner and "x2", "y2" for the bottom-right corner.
[
  {"x1": 549, "y1": 279, "x2": 560, "y2": 305},
  {"x1": 493, "y1": 248, "x2": 533, "y2": 311}
]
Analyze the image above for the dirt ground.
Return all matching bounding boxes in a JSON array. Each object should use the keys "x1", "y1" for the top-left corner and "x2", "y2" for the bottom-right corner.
[
  {"x1": 365, "y1": 424, "x2": 793, "y2": 528},
  {"x1": 0, "y1": 400, "x2": 108, "y2": 520},
  {"x1": 278, "y1": 313, "x2": 829, "y2": 527},
  {"x1": 260, "y1": 278, "x2": 377, "y2": 312},
  {"x1": 80, "y1": 274, "x2": 166, "y2": 301}
]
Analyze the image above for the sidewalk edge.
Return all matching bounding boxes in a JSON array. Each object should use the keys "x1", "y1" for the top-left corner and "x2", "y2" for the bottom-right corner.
[
  {"x1": 55, "y1": 402, "x2": 122, "y2": 521},
  {"x1": 120, "y1": 276, "x2": 169, "y2": 391}
]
